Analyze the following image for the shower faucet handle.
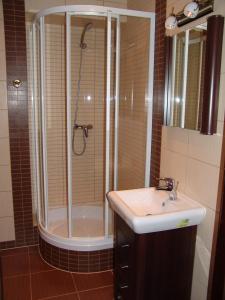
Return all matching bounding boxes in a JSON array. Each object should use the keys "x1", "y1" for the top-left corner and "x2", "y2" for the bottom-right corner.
[{"x1": 73, "y1": 123, "x2": 93, "y2": 138}]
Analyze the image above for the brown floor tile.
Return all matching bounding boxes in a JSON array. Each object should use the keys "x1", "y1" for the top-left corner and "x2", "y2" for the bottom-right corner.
[
  {"x1": 31, "y1": 270, "x2": 76, "y2": 300},
  {"x1": 79, "y1": 286, "x2": 113, "y2": 300},
  {"x1": 1, "y1": 253, "x2": 29, "y2": 277},
  {"x1": 0, "y1": 247, "x2": 28, "y2": 257},
  {"x1": 28, "y1": 245, "x2": 39, "y2": 254},
  {"x1": 46, "y1": 293, "x2": 79, "y2": 300},
  {"x1": 73, "y1": 271, "x2": 113, "y2": 291},
  {"x1": 29, "y1": 252, "x2": 53, "y2": 273},
  {"x1": 3, "y1": 275, "x2": 31, "y2": 300}
]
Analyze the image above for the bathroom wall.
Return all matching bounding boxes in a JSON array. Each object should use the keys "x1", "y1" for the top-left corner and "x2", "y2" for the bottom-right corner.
[
  {"x1": 161, "y1": 1, "x2": 225, "y2": 299},
  {"x1": 127, "y1": 0, "x2": 155, "y2": 12},
  {"x1": 0, "y1": 0, "x2": 15, "y2": 243}
]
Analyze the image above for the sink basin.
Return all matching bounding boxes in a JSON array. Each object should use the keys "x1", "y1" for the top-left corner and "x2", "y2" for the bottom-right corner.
[{"x1": 107, "y1": 187, "x2": 206, "y2": 234}]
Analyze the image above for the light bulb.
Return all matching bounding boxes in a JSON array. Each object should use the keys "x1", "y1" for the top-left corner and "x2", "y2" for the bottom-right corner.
[
  {"x1": 165, "y1": 15, "x2": 178, "y2": 30},
  {"x1": 184, "y1": 1, "x2": 199, "y2": 18}
]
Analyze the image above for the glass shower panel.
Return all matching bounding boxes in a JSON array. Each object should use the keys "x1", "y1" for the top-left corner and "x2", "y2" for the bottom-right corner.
[
  {"x1": 44, "y1": 14, "x2": 68, "y2": 236},
  {"x1": 70, "y1": 16, "x2": 108, "y2": 238},
  {"x1": 118, "y1": 16, "x2": 150, "y2": 190}
]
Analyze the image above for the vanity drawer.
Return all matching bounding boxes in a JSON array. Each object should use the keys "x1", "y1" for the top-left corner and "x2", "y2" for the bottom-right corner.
[
  {"x1": 115, "y1": 281, "x2": 129, "y2": 300},
  {"x1": 117, "y1": 264, "x2": 129, "y2": 284},
  {"x1": 117, "y1": 243, "x2": 130, "y2": 265}
]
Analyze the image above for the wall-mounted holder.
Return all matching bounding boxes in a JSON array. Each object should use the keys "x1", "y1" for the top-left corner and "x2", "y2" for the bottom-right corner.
[{"x1": 12, "y1": 79, "x2": 22, "y2": 88}]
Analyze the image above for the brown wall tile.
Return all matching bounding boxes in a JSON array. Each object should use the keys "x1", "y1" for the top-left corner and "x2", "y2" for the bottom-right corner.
[
  {"x1": 1, "y1": 0, "x2": 37, "y2": 249},
  {"x1": 39, "y1": 236, "x2": 113, "y2": 273},
  {"x1": 150, "y1": 0, "x2": 166, "y2": 186}
]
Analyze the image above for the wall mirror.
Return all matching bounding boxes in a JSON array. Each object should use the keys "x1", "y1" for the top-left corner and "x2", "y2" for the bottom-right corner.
[
  {"x1": 165, "y1": 23, "x2": 207, "y2": 130},
  {"x1": 164, "y1": 15, "x2": 224, "y2": 134}
]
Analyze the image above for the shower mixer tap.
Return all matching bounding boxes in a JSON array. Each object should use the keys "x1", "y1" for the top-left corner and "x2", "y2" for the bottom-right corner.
[{"x1": 74, "y1": 123, "x2": 93, "y2": 138}]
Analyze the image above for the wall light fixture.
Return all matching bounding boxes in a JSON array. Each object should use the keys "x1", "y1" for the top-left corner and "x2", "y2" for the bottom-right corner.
[
  {"x1": 165, "y1": 0, "x2": 214, "y2": 30},
  {"x1": 184, "y1": 1, "x2": 199, "y2": 18}
]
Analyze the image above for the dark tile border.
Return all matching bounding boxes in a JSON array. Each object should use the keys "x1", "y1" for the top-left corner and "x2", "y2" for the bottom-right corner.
[
  {"x1": 1, "y1": 0, "x2": 38, "y2": 248},
  {"x1": 39, "y1": 236, "x2": 113, "y2": 273},
  {"x1": 150, "y1": 0, "x2": 166, "y2": 186}
]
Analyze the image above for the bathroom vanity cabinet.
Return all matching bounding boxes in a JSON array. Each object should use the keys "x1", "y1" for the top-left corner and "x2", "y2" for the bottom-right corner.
[{"x1": 114, "y1": 213, "x2": 197, "y2": 300}]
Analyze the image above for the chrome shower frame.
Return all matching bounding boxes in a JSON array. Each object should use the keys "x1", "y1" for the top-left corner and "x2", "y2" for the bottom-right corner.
[{"x1": 31, "y1": 5, "x2": 155, "y2": 244}]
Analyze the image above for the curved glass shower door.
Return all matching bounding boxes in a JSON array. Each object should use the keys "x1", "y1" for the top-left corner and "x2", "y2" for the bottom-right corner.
[{"x1": 32, "y1": 6, "x2": 155, "y2": 243}]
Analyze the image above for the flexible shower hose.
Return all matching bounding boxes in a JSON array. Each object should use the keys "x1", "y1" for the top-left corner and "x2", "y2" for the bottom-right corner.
[
  {"x1": 72, "y1": 47, "x2": 86, "y2": 156},
  {"x1": 72, "y1": 126, "x2": 87, "y2": 156}
]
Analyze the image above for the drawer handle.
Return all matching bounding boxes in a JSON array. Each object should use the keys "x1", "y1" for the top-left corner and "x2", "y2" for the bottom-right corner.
[
  {"x1": 120, "y1": 284, "x2": 128, "y2": 289},
  {"x1": 121, "y1": 265, "x2": 129, "y2": 269},
  {"x1": 121, "y1": 244, "x2": 130, "y2": 248}
]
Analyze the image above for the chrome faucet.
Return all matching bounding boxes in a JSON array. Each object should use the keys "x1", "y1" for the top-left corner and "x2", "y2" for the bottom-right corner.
[{"x1": 156, "y1": 177, "x2": 179, "y2": 200}]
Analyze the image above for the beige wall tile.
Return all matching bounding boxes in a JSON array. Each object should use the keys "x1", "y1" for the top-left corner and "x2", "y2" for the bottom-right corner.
[
  {"x1": 188, "y1": 129, "x2": 223, "y2": 167},
  {"x1": 161, "y1": 125, "x2": 189, "y2": 155},
  {"x1": 0, "y1": 27, "x2": 5, "y2": 51},
  {"x1": 25, "y1": 0, "x2": 65, "y2": 12},
  {"x1": 185, "y1": 158, "x2": 219, "y2": 210},
  {"x1": 0, "y1": 50, "x2": 6, "y2": 81},
  {"x1": 0, "y1": 165, "x2": 12, "y2": 191},
  {"x1": 127, "y1": 0, "x2": 155, "y2": 11},
  {"x1": 197, "y1": 207, "x2": 215, "y2": 252},
  {"x1": 0, "y1": 138, "x2": 10, "y2": 165},
  {"x1": 160, "y1": 148, "x2": 187, "y2": 192},
  {"x1": 0, "y1": 81, "x2": 7, "y2": 109},
  {"x1": 66, "y1": 0, "x2": 104, "y2": 5},
  {"x1": 25, "y1": 0, "x2": 129, "y2": 12},
  {"x1": 104, "y1": 0, "x2": 126, "y2": 8},
  {"x1": 0, "y1": 110, "x2": 9, "y2": 138},
  {"x1": 191, "y1": 236, "x2": 210, "y2": 300},
  {"x1": 0, "y1": 191, "x2": 14, "y2": 217},
  {"x1": 218, "y1": 73, "x2": 225, "y2": 122},
  {"x1": 0, "y1": 217, "x2": 15, "y2": 242},
  {"x1": 221, "y1": 39, "x2": 225, "y2": 74},
  {"x1": 193, "y1": 240, "x2": 210, "y2": 284},
  {"x1": 191, "y1": 270, "x2": 208, "y2": 300}
]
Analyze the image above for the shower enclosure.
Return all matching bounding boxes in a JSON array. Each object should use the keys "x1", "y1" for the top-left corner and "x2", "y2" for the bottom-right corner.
[{"x1": 31, "y1": 5, "x2": 155, "y2": 255}]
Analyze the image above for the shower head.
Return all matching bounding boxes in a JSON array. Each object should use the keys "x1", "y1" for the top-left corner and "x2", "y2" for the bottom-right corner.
[{"x1": 80, "y1": 22, "x2": 93, "y2": 49}]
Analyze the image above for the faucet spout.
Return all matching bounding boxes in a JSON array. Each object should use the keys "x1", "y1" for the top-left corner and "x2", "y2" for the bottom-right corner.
[{"x1": 156, "y1": 177, "x2": 179, "y2": 200}]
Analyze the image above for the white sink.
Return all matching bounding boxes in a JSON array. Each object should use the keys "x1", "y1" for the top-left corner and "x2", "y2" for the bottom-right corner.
[{"x1": 107, "y1": 187, "x2": 206, "y2": 234}]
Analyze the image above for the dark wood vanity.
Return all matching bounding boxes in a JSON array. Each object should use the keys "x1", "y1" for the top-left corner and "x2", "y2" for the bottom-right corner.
[{"x1": 114, "y1": 213, "x2": 197, "y2": 300}]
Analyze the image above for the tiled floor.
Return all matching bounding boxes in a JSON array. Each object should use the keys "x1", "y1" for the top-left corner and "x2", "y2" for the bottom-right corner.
[{"x1": 0, "y1": 246, "x2": 114, "y2": 300}]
